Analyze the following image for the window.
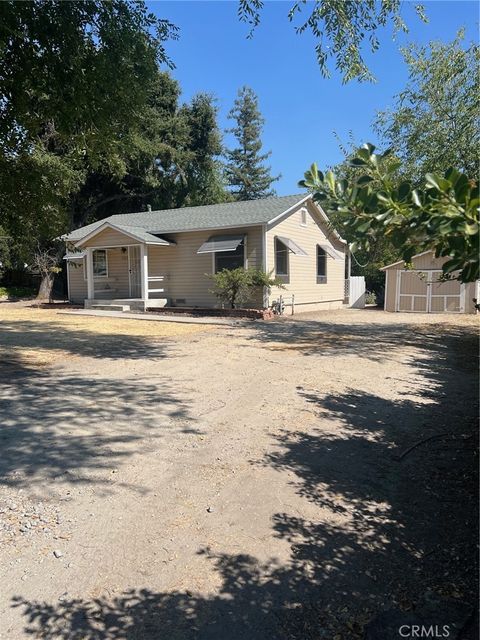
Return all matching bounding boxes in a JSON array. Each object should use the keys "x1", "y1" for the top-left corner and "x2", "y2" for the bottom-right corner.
[
  {"x1": 317, "y1": 246, "x2": 327, "y2": 283},
  {"x1": 300, "y1": 209, "x2": 307, "y2": 226},
  {"x1": 93, "y1": 250, "x2": 108, "y2": 277},
  {"x1": 214, "y1": 241, "x2": 245, "y2": 273},
  {"x1": 275, "y1": 238, "x2": 289, "y2": 276}
]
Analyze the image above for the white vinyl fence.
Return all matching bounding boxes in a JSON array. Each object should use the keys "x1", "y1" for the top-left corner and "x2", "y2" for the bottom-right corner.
[{"x1": 349, "y1": 276, "x2": 366, "y2": 308}]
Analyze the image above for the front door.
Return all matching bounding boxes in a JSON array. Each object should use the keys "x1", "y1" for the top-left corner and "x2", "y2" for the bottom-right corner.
[{"x1": 128, "y1": 246, "x2": 142, "y2": 297}]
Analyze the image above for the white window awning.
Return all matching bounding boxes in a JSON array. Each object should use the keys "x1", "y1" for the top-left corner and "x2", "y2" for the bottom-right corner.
[
  {"x1": 276, "y1": 236, "x2": 308, "y2": 256},
  {"x1": 319, "y1": 244, "x2": 343, "y2": 260},
  {"x1": 197, "y1": 234, "x2": 245, "y2": 254},
  {"x1": 63, "y1": 252, "x2": 86, "y2": 261}
]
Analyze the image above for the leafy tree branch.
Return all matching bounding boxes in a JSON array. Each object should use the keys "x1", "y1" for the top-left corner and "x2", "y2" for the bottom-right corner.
[
  {"x1": 300, "y1": 145, "x2": 479, "y2": 282},
  {"x1": 238, "y1": 0, "x2": 427, "y2": 82}
]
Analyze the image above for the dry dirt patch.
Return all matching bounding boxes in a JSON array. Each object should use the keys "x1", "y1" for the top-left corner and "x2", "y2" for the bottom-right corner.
[
  {"x1": 0, "y1": 303, "x2": 212, "y2": 373},
  {"x1": 0, "y1": 307, "x2": 477, "y2": 640}
]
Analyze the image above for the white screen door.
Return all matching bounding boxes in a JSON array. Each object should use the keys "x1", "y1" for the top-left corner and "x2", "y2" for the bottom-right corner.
[{"x1": 128, "y1": 246, "x2": 142, "y2": 297}]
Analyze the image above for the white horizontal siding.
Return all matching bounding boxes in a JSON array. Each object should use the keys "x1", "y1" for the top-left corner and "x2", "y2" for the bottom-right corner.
[
  {"x1": 148, "y1": 226, "x2": 264, "y2": 308},
  {"x1": 83, "y1": 227, "x2": 138, "y2": 248},
  {"x1": 266, "y1": 200, "x2": 345, "y2": 310},
  {"x1": 67, "y1": 260, "x2": 87, "y2": 303}
]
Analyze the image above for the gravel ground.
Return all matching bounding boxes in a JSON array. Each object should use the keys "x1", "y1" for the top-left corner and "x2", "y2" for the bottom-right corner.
[{"x1": 0, "y1": 304, "x2": 478, "y2": 639}]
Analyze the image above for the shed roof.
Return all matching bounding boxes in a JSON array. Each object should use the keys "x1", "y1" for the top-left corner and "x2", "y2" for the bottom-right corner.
[
  {"x1": 64, "y1": 193, "x2": 312, "y2": 242},
  {"x1": 381, "y1": 251, "x2": 434, "y2": 270}
]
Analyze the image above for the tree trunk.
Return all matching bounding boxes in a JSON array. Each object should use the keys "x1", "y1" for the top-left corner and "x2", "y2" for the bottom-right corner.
[
  {"x1": 36, "y1": 272, "x2": 55, "y2": 302},
  {"x1": 35, "y1": 244, "x2": 65, "y2": 302}
]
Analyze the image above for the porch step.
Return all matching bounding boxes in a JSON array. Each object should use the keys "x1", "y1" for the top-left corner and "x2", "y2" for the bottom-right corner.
[{"x1": 90, "y1": 304, "x2": 131, "y2": 312}]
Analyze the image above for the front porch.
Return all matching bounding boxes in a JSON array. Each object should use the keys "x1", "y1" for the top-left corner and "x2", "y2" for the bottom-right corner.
[
  {"x1": 68, "y1": 221, "x2": 175, "y2": 311},
  {"x1": 82, "y1": 244, "x2": 170, "y2": 311}
]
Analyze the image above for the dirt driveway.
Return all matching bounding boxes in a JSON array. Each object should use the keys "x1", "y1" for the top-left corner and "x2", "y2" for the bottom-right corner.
[{"x1": 0, "y1": 304, "x2": 477, "y2": 639}]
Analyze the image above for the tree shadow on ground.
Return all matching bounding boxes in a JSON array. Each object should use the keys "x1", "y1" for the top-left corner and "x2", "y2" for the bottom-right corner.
[
  {"x1": 0, "y1": 363, "x2": 196, "y2": 491},
  {"x1": 12, "y1": 547, "x2": 319, "y2": 640},
  {"x1": 261, "y1": 325, "x2": 478, "y2": 637},
  {"x1": 10, "y1": 323, "x2": 479, "y2": 638},
  {"x1": 0, "y1": 310, "x2": 199, "y2": 489},
  {"x1": 0, "y1": 317, "x2": 170, "y2": 361},
  {"x1": 247, "y1": 312, "x2": 473, "y2": 362}
]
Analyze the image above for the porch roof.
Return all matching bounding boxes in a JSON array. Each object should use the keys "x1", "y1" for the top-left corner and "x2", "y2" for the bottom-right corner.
[
  {"x1": 63, "y1": 251, "x2": 86, "y2": 261},
  {"x1": 75, "y1": 222, "x2": 175, "y2": 248}
]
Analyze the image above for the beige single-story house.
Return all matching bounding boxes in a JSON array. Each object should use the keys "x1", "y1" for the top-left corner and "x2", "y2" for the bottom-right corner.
[
  {"x1": 62, "y1": 193, "x2": 347, "y2": 312},
  {"x1": 382, "y1": 250, "x2": 478, "y2": 314}
]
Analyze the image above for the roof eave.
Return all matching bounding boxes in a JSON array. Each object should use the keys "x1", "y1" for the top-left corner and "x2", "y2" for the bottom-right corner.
[
  {"x1": 74, "y1": 221, "x2": 172, "y2": 247},
  {"x1": 146, "y1": 221, "x2": 265, "y2": 236},
  {"x1": 266, "y1": 194, "x2": 347, "y2": 245},
  {"x1": 266, "y1": 194, "x2": 312, "y2": 226},
  {"x1": 310, "y1": 200, "x2": 347, "y2": 244}
]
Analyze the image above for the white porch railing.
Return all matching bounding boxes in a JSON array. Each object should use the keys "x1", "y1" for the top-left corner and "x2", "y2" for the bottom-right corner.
[{"x1": 148, "y1": 275, "x2": 167, "y2": 294}]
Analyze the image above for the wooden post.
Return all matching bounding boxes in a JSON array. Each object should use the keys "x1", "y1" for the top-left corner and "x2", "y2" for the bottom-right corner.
[{"x1": 86, "y1": 248, "x2": 94, "y2": 300}]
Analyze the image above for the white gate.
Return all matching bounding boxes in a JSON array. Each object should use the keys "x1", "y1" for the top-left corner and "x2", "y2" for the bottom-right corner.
[
  {"x1": 128, "y1": 246, "x2": 142, "y2": 297},
  {"x1": 349, "y1": 276, "x2": 366, "y2": 308},
  {"x1": 396, "y1": 270, "x2": 464, "y2": 313}
]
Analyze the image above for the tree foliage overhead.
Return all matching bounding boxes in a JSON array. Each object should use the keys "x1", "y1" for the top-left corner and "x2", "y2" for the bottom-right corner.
[
  {"x1": 0, "y1": 0, "x2": 177, "y2": 262},
  {"x1": 0, "y1": 1, "x2": 232, "y2": 275},
  {"x1": 317, "y1": 31, "x2": 480, "y2": 290},
  {"x1": 300, "y1": 145, "x2": 479, "y2": 283},
  {"x1": 225, "y1": 86, "x2": 279, "y2": 201},
  {"x1": 176, "y1": 93, "x2": 229, "y2": 208},
  {"x1": 238, "y1": 0, "x2": 427, "y2": 82},
  {"x1": 375, "y1": 31, "x2": 480, "y2": 182},
  {"x1": 71, "y1": 74, "x2": 228, "y2": 232},
  {"x1": 0, "y1": 0, "x2": 176, "y2": 163}
]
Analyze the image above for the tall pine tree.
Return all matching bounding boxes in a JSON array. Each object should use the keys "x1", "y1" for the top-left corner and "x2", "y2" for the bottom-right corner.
[{"x1": 225, "y1": 87, "x2": 279, "y2": 200}]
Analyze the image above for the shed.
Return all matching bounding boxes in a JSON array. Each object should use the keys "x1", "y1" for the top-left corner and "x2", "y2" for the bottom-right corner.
[{"x1": 381, "y1": 251, "x2": 478, "y2": 314}]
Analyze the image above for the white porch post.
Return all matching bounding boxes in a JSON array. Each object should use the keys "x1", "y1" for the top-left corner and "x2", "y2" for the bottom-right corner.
[
  {"x1": 140, "y1": 244, "x2": 148, "y2": 300},
  {"x1": 86, "y1": 248, "x2": 94, "y2": 300}
]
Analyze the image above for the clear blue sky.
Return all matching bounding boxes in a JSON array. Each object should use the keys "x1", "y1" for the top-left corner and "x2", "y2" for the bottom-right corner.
[{"x1": 148, "y1": 0, "x2": 478, "y2": 195}]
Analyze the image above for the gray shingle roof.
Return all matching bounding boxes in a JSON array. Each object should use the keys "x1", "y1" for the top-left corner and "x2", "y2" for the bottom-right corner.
[{"x1": 65, "y1": 193, "x2": 310, "y2": 242}]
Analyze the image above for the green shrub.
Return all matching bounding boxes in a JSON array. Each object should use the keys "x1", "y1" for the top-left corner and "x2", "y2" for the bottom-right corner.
[
  {"x1": 365, "y1": 290, "x2": 377, "y2": 305},
  {"x1": 208, "y1": 267, "x2": 284, "y2": 309}
]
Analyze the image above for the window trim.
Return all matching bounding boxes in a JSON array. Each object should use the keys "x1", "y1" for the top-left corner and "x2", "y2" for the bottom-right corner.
[
  {"x1": 316, "y1": 245, "x2": 327, "y2": 284},
  {"x1": 212, "y1": 237, "x2": 247, "y2": 274},
  {"x1": 92, "y1": 249, "x2": 108, "y2": 279},
  {"x1": 275, "y1": 237, "x2": 289, "y2": 277}
]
